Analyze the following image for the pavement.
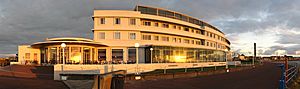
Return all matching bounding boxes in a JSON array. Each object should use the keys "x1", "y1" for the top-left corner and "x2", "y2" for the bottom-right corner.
[
  {"x1": 0, "y1": 65, "x2": 68, "y2": 89},
  {"x1": 125, "y1": 62, "x2": 281, "y2": 89}
]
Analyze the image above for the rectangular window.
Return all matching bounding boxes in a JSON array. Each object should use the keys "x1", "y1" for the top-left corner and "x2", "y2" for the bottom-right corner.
[
  {"x1": 114, "y1": 32, "x2": 120, "y2": 39},
  {"x1": 34, "y1": 53, "x2": 37, "y2": 60},
  {"x1": 195, "y1": 30, "x2": 200, "y2": 34},
  {"x1": 178, "y1": 26, "x2": 181, "y2": 30},
  {"x1": 178, "y1": 38, "x2": 182, "y2": 43},
  {"x1": 191, "y1": 40, "x2": 194, "y2": 44},
  {"x1": 129, "y1": 33, "x2": 136, "y2": 40},
  {"x1": 98, "y1": 49, "x2": 106, "y2": 61},
  {"x1": 100, "y1": 18, "x2": 105, "y2": 24},
  {"x1": 25, "y1": 53, "x2": 30, "y2": 59},
  {"x1": 162, "y1": 23, "x2": 169, "y2": 28},
  {"x1": 154, "y1": 22, "x2": 159, "y2": 27},
  {"x1": 161, "y1": 36, "x2": 169, "y2": 41},
  {"x1": 184, "y1": 39, "x2": 190, "y2": 44},
  {"x1": 173, "y1": 25, "x2": 176, "y2": 29},
  {"x1": 142, "y1": 35, "x2": 151, "y2": 40},
  {"x1": 143, "y1": 21, "x2": 151, "y2": 26},
  {"x1": 207, "y1": 42, "x2": 209, "y2": 46},
  {"x1": 154, "y1": 36, "x2": 159, "y2": 41},
  {"x1": 115, "y1": 18, "x2": 121, "y2": 24},
  {"x1": 98, "y1": 32, "x2": 105, "y2": 39},
  {"x1": 129, "y1": 18, "x2": 136, "y2": 25},
  {"x1": 128, "y1": 48, "x2": 136, "y2": 64},
  {"x1": 184, "y1": 27, "x2": 189, "y2": 32},
  {"x1": 172, "y1": 37, "x2": 177, "y2": 42},
  {"x1": 196, "y1": 41, "x2": 201, "y2": 45},
  {"x1": 112, "y1": 49, "x2": 123, "y2": 63},
  {"x1": 191, "y1": 29, "x2": 194, "y2": 33}
]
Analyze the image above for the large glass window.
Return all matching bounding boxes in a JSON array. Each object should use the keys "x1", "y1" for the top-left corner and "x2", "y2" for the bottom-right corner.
[
  {"x1": 70, "y1": 47, "x2": 81, "y2": 64},
  {"x1": 98, "y1": 49, "x2": 106, "y2": 63},
  {"x1": 112, "y1": 49, "x2": 123, "y2": 64},
  {"x1": 114, "y1": 32, "x2": 121, "y2": 39},
  {"x1": 83, "y1": 47, "x2": 90, "y2": 64},
  {"x1": 128, "y1": 48, "x2": 136, "y2": 64},
  {"x1": 49, "y1": 47, "x2": 57, "y2": 64}
]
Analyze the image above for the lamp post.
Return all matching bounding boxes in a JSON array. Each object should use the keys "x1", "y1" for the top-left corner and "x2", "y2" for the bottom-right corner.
[
  {"x1": 61, "y1": 43, "x2": 66, "y2": 73},
  {"x1": 134, "y1": 43, "x2": 140, "y2": 74},
  {"x1": 150, "y1": 48, "x2": 153, "y2": 64},
  {"x1": 225, "y1": 49, "x2": 229, "y2": 72}
]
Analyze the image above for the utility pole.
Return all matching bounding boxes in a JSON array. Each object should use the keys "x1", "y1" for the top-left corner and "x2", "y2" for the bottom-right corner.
[{"x1": 253, "y1": 43, "x2": 256, "y2": 67}]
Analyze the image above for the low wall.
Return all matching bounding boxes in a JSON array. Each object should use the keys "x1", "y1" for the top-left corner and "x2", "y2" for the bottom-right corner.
[{"x1": 54, "y1": 62, "x2": 226, "y2": 80}]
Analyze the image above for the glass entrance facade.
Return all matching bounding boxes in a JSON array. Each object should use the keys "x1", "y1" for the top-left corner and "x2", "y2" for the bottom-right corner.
[{"x1": 150, "y1": 46, "x2": 225, "y2": 63}]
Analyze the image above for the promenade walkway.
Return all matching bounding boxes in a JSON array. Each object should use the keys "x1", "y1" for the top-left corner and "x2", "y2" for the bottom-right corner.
[
  {"x1": 0, "y1": 65, "x2": 68, "y2": 89},
  {"x1": 125, "y1": 62, "x2": 281, "y2": 89}
]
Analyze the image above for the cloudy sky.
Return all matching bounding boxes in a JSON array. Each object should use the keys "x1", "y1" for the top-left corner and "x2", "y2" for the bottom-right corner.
[{"x1": 0, "y1": 0, "x2": 300, "y2": 57}]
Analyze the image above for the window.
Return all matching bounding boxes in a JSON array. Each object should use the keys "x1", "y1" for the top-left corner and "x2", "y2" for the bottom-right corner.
[
  {"x1": 178, "y1": 26, "x2": 181, "y2": 30},
  {"x1": 184, "y1": 39, "x2": 190, "y2": 44},
  {"x1": 144, "y1": 21, "x2": 151, "y2": 26},
  {"x1": 114, "y1": 32, "x2": 120, "y2": 39},
  {"x1": 162, "y1": 23, "x2": 169, "y2": 28},
  {"x1": 207, "y1": 42, "x2": 209, "y2": 46},
  {"x1": 129, "y1": 18, "x2": 136, "y2": 25},
  {"x1": 195, "y1": 30, "x2": 200, "y2": 34},
  {"x1": 178, "y1": 38, "x2": 182, "y2": 43},
  {"x1": 184, "y1": 27, "x2": 189, "y2": 32},
  {"x1": 191, "y1": 40, "x2": 194, "y2": 44},
  {"x1": 25, "y1": 53, "x2": 30, "y2": 59},
  {"x1": 154, "y1": 36, "x2": 159, "y2": 41},
  {"x1": 161, "y1": 36, "x2": 169, "y2": 41},
  {"x1": 98, "y1": 32, "x2": 105, "y2": 39},
  {"x1": 98, "y1": 49, "x2": 106, "y2": 61},
  {"x1": 173, "y1": 25, "x2": 176, "y2": 29},
  {"x1": 115, "y1": 18, "x2": 121, "y2": 24},
  {"x1": 142, "y1": 35, "x2": 151, "y2": 40},
  {"x1": 196, "y1": 41, "x2": 201, "y2": 45},
  {"x1": 129, "y1": 33, "x2": 136, "y2": 40},
  {"x1": 112, "y1": 49, "x2": 123, "y2": 63},
  {"x1": 154, "y1": 22, "x2": 159, "y2": 27},
  {"x1": 172, "y1": 37, "x2": 177, "y2": 42},
  {"x1": 191, "y1": 29, "x2": 194, "y2": 33},
  {"x1": 100, "y1": 18, "x2": 105, "y2": 24}
]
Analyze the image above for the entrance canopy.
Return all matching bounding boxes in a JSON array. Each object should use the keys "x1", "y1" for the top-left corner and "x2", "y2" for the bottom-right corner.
[{"x1": 31, "y1": 37, "x2": 107, "y2": 48}]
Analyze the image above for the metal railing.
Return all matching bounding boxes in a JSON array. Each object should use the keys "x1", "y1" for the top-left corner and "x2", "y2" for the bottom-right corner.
[{"x1": 279, "y1": 63, "x2": 299, "y2": 89}]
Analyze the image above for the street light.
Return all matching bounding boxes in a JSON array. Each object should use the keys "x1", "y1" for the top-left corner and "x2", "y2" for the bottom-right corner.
[
  {"x1": 150, "y1": 48, "x2": 153, "y2": 64},
  {"x1": 61, "y1": 43, "x2": 66, "y2": 74},
  {"x1": 225, "y1": 49, "x2": 229, "y2": 72},
  {"x1": 134, "y1": 43, "x2": 140, "y2": 74}
]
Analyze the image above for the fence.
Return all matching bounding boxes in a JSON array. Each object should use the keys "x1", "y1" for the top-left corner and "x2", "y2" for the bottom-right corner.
[{"x1": 278, "y1": 63, "x2": 299, "y2": 89}]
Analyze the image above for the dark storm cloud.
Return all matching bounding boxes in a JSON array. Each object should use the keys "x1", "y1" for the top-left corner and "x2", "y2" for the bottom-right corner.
[{"x1": 0, "y1": 0, "x2": 300, "y2": 56}]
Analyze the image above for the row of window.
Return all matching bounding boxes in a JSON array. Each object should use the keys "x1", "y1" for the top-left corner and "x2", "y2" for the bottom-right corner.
[
  {"x1": 142, "y1": 20, "x2": 227, "y2": 42},
  {"x1": 97, "y1": 17, "x2": 227, "y2": 43},
  {"x1": 141, "y1": 34, "x2": 226, "y2": 49},
  {"x1": 98, "y1": 32, "x2": 137, "y2": 40},
  {"x1": 99, "y1": 18, "x2": 136, "y2": 25}
]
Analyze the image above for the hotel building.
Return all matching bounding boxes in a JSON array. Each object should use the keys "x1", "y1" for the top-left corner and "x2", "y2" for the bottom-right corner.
[{"x1": 18, "y1": 6, "x2": 230, "y2": 65}]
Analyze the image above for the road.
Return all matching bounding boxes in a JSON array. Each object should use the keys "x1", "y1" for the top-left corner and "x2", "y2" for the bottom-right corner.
[{"x1": 125, "y1": 62, "x2": 281, "y2": 89}]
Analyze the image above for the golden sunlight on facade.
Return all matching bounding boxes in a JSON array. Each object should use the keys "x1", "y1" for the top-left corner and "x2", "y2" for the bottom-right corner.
[{"x1": 18, "y1": 5, "x2": 230, "y2": 65}]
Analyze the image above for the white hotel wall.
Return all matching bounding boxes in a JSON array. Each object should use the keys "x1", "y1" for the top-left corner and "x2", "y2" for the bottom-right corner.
[{"x1": 54, "y1": 62, "x2": 226, "y2": 80}]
